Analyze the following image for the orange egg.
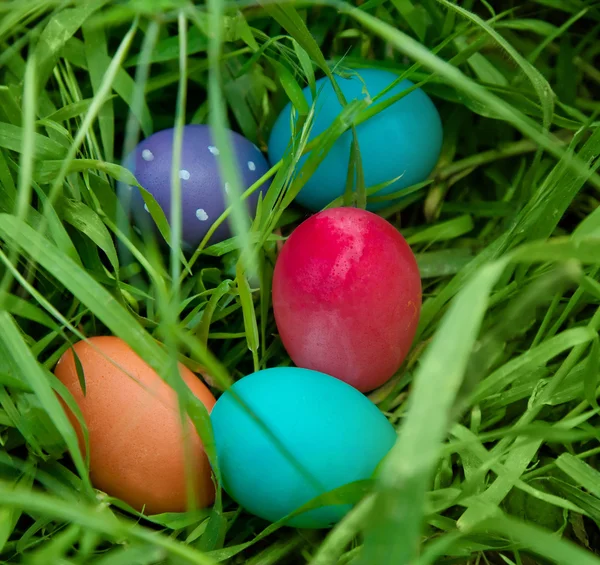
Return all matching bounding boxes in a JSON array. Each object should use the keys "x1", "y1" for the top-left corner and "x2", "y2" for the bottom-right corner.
[{"x1": 54, "y1": 335, "x2": 216, "y2": 514}]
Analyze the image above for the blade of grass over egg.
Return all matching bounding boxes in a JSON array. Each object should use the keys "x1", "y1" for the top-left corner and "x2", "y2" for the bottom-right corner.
[
  {"x1": 175, "y1": 329, "x2": 332, "y2": 502},
  {"x1": 337, "y1": 2, "x2": 600, "y2": 186},
  {"x1": 127, "y1": 181, "x2": 191, "y2": 274},
  {"x1": 268, "y1": 98, "x2": 368, "y2": 232},
  {"x1": 180, "y1": 164, "x2": 280, "y2": 280},
  {"x1": 0, "y1": 215, "x2": 217, "y2": 454},
  {"x1": 195, "y1": 2, "x2": 256, "y2": 280},
  {"x1": 166, "y1": 12, "x2": 188, "y2": 302},
  {"x1": 5, "y1": 0, "x2": 600, "y2": 561}
]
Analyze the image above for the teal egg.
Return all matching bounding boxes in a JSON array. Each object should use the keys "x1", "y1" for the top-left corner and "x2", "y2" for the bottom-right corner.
[
  {"x1": 267, "y1": 68, "x2": 443, "y2": 211},
  {"x1": 210, "y1": 367, "x2": 396, "y2": 528}
]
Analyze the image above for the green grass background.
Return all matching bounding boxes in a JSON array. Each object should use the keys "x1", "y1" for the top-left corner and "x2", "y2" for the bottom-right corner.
[{"x1": 1, "y1": 0, "x2": 600, "y2": 563}]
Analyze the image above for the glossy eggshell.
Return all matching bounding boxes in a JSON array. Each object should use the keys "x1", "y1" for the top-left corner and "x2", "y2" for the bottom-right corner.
[
  {"x1": 210, "y1": 367, "x2": 396, "y2": 528},
  {"x1": 267, "y1": 68, "x2": 443, "y2": 211},
  {"x1": 272, "y1": 207, "x2": 421, "y2": 392},
  {"x1": 123, "y1": 124, "x2": 271, "y2": 248},
  {"x1": 54, "y1": 336, "x2": 216, "y2": 514}
]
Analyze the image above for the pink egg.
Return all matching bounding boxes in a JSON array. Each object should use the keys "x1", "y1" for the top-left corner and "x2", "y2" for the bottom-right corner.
[{"x1": 272, "y1": 207, "x2": 421, "y2": 392}]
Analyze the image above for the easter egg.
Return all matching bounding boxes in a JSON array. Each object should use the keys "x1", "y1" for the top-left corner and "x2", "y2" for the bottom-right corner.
[
  {"x1": 123, "y1": 124, "x2": 271, "y2": 248},
  {"x1": 267, "y1": 68, "x2": 443, "y2": 211},
  {"x1": 210, "y1": 367, "x2": 396, "y2": 528},
  {"x1": 272, "y1": 207, "x2": 421, "y2": 392},
  {"x1": 54, "y1": 336, "x2": 216, "y2": 514}
]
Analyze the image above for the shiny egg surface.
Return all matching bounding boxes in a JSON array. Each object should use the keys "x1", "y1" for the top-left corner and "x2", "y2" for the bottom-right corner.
[
  {"x1": 272, "y1": 207, "x2": 421, "y2": 392},
  {"x1": 123, "y1": 124, "x2": 271, "y2": 248},
  {"x1": 54, "y1": 336, "x2": 216, "y2": 515},
  {"x1": 210, "y1": 367, "x2": 397, "y2": 528},
  {"x1": 267, "y1": 68, "x2": 443, "y2": 211}
]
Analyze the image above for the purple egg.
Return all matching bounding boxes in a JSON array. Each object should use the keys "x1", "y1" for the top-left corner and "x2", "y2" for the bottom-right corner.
[{"x1": 123, "y1": 124, "x2": 271, "y2": 249}]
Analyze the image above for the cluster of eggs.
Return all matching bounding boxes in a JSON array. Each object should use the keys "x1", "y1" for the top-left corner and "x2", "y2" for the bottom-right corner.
[{"x1": 54, "y1": 69, "x2": 442, "y2": 527}]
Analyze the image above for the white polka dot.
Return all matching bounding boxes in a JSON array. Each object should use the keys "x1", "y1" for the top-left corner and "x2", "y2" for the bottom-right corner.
[
  {"x1": 196, "y1": 208, "x2": 209, "y2": 221},
  {"x1": 208, "y1": 146, "x2": 220, "y2": 155},
  {"x1": 144, "y1": 204, "x2": 150, "y2": 212},
  {"x1": 179, "y1": 169, "x2": 190, "y2": 180},
  {"x1": 224, "y1": 182, "x2": 230, "y2": 193},
  {"x1": 248, "y1": 161, "x2": 256, "y2": 171},
  {"x1": 142, "y1": 149, "x2": 154, "y2": 161}
]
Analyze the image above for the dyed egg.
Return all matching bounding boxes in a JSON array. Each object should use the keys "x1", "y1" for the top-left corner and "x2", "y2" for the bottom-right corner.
[
  {"x1": 210, "y1": 367, "x2": 396, "y2": 528},
  {"x1": 267, "y1": 68, "x2": 443, "y2": 211},
  {"x1": 272, "y1": 207, "x2": 421, "y2": 392},
  {"x1": 123, "y1": 124, "x2": 271, "y2": 248},
  {"x1": 54, "y1": 336, "x2": 216, "y2": 514}
]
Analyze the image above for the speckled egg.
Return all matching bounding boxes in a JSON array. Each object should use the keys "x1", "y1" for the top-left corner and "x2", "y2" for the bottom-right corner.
[
  {"x1": 123, "y1": 125, "x2": 271, "y2": 248},
  {"x1": 210, "y1": 367, "x2": 397, "y2": 528},
  {"x1": 272, "y1": 207, "x2": 421, "y2": 392},
  {"x1": 267, "y1": 68, "x2": 443, "y2": 211},
  {"x1": 54, "y1": 336, "x2": 216, "y2": 515}
]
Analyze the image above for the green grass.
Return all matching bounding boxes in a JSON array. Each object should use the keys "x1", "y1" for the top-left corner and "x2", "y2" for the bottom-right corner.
[{"x1": 1, "y1": 0, "x2": 600, "y2": 563}]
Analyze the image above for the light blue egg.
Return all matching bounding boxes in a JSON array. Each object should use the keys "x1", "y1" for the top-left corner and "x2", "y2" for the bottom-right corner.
[
  {"x1": 267, "y1": 68, "x2": 443, "y2": 211},
  {"x1": 210, "y1": 367, "x2": 396, "y2": 528}
]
